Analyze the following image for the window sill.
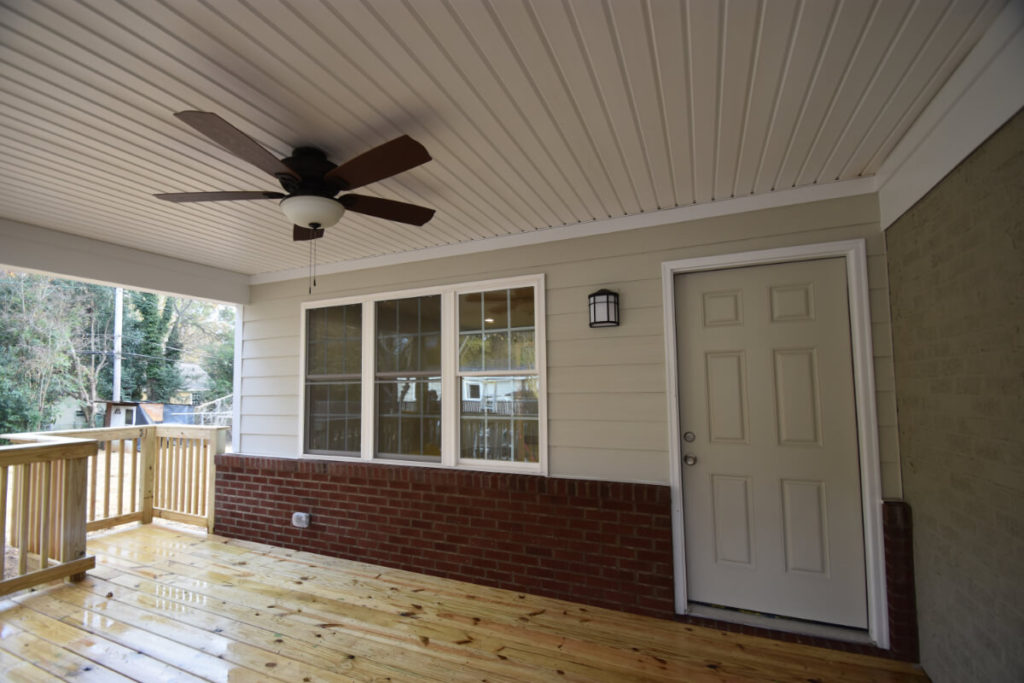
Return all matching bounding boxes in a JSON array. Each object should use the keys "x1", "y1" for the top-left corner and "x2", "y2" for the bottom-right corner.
[{"x1": 298, "y1": 451, "x2": 545, "y2": 475}]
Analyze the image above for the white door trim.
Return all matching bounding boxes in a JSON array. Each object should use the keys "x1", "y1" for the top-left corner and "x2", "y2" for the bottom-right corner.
[{"x1": 660, "y1": 239, "x2": 889, "y2": 649}]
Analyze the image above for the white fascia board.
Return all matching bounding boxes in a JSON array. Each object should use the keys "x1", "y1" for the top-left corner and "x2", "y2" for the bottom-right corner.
[
  {"x1": 877, "y1": 0, "x2": 1024, "y2": 229},
  {"x1": 0, "y1": 218, "x2": 249, "y2": 304},
  {"x1": 249, "y1": 176, "x2": 877, "y2": 285}
]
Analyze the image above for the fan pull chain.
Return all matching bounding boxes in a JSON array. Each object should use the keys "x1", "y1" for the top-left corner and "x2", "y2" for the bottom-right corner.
[{"x1": 308, "y1": 239, "x2": 320, "y2": 294}]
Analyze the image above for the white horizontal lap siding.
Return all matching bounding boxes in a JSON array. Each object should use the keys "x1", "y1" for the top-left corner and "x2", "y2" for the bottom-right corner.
[
  {"x1": 240, "y1": 194, "x2": 901, "y2": 492},
  {"x1": 238, "y1": 304, "x2": 303, "y2": 456}
]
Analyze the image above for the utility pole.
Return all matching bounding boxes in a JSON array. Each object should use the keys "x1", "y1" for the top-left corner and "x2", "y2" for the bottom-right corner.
[{"x1": 113, "y1": 287, "x2": 123, "y2": 402}]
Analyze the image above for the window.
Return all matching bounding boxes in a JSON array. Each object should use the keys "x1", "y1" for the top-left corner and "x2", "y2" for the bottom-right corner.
[
  {"x1": 375, "y1": 295, "x2": 442, "y2": 461},
  {"x1": 305, "y1": 303, "x2": 362, "y2": 454},
  {"x1": 301, "y1": 275, "x2": 545, "y2": 472},
  {"x1": 457, "y1": 287, "x2": 539, "y2": 463}
]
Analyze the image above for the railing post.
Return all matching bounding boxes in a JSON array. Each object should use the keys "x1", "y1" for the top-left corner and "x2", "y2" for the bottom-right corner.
[
  {"x1": 61, "y1": 455, "x2": 89, "y2": 581},
  {"x1": 141, "y1": 427, "x2": 157, "y2": 524},
  {"x1": 206, "y1": 428, "x2": 226, "y2": 533}
]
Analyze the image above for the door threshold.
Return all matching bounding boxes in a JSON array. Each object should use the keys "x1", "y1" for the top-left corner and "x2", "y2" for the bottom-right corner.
[{"x1": 686, "y1": 603, "x2": 874, "y2": 645}]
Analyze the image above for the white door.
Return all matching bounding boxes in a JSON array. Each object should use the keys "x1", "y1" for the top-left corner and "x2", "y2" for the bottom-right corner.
[{"x1": 675, "y1": 257, "x2": 867, "y2": 628}]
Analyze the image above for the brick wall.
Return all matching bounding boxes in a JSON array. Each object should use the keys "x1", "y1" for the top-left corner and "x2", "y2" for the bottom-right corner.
[
  {"x1": 886, "y1": 108, "x2": 1024, "y2": 682},
  {"x1": 214, "y1": 454, "x2": 675, "y2": 618},
  {"x1": 883, "y1": 502, "x2": 918, "y2": 661}
]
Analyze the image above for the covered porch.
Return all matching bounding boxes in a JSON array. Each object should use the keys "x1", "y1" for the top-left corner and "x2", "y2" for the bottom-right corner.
[{"x1": 1, "y1": 522, "x2": 927, "y2": 682}]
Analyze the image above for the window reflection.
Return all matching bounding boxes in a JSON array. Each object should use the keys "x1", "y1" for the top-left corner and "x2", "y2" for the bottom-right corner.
[
  {"x1": 458, "y1": 287, "x2": 536, "y2": 372},
  {"x1": 459, "y1": 376, "x2": 539, "y2": 462},
  {"x1": 376, "y1": 295, "x2": 442, "y2": 460}
]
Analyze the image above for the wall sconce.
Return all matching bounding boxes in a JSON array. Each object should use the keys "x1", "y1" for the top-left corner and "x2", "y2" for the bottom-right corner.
[{"x1": 588, "y1": 289, "x2": 620, "y2": 327}]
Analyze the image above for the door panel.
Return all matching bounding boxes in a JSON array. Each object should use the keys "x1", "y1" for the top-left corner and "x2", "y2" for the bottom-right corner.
[{"x1": 675, "y1": 257, "x2": 867, "y2": 628}]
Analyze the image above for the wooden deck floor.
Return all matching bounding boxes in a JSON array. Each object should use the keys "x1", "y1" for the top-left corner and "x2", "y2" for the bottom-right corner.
[{"x1": 0, "y1": 523, "x2": 928, "y2": 682}]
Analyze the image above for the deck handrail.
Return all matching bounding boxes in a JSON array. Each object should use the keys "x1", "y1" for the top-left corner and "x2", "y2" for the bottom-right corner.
[
  {"x1": 0, "y1": 433, "x2": 97, "y2": 596},
  {"x1": 39, "y1": 425, "x2": 226, "y2": 532},
  {"x1": 3, "y1": 424, "x2": 226, "y2": 551}
]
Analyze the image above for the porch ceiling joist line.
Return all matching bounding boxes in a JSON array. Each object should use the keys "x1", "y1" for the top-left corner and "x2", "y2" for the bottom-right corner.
[{"x1": 0, "y1": 0, "x2": 1013, "y2": 283}]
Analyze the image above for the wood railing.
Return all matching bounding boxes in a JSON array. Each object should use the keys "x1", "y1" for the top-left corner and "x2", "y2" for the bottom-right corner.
[
  {"x1": 2, "y1": 425, "x2": 227, "y2": 595},
  {"x1": 150, "y1": 426, "x2": 225, "y2": 529},
  {"x1": 0, "y1": 434, "x2": 96, "y2": 596}
]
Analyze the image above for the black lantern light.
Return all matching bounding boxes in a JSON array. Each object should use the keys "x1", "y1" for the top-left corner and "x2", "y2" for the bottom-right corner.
[{"x1": 588, "y1": 289, "x2": 620, "y2": 327}]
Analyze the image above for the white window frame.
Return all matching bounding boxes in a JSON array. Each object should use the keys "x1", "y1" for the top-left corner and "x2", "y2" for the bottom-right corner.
[{"x1": 298, "y1": 274, "x2": 547, "y2": 475}]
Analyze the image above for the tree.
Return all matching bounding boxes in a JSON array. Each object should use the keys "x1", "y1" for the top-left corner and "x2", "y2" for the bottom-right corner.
[
  {"x1": 126, "y1": 291, "x2": 182, "y2": 402},
  {"x1": 0, "y1": 272, "x2": 84, "y2": 431},
  {"x1": 66, "y1": 283, "x2": 114, "y2": 427},
  {"x1": 1, "y1": 272, "x2": 233, "y2": 432}
]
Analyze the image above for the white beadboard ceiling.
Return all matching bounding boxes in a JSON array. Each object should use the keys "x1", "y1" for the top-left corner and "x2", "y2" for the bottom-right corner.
[{"x1": 0, "y1": 0, "x2": 1010, "y2": 278}]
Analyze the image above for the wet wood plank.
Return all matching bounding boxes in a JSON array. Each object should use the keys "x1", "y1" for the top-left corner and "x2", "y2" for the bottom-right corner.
[{"x1": 1, "y1": 524, "x2": 929, "y2": 682}]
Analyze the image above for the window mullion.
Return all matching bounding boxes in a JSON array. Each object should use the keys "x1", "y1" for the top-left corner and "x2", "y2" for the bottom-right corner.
[
  {"x1": 441, "y1": 290, "x2": 458, "y2": 467},
  {"x1": 360, "y1": 301, "x2": 375, "y2": 460}
]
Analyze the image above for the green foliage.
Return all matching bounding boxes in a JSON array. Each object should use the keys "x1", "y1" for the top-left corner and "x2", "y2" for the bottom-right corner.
[
  {"x1": 127, "y1": 291, "x2": 183, "y2": 402},
  {"x1": 201, "y1": 335, "x2": 235, "y2": 401},
  {"x1": 0, "y1": 271, "x2": 234, "y2": 432},
  {"x1": 0, "y1": 273, "x2": 84, "y2": 431}
]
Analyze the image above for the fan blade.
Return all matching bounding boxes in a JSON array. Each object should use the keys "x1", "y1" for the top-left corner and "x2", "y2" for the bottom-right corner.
[
  {"x1": 175, "y1": 111, "x2": 299, "y2": 180},
  {"x1": 340, "y1": 194, "x2": 435, "y2": 226},
  {"x1": 324, "y1": 135, "x2": 430, "y2": 190},
  {"x1": 155, "y1": 191, "x2": 285, "y2": 203},
  {"x1": 293, "y1": 225, "x2": 325, "y2": 241}
]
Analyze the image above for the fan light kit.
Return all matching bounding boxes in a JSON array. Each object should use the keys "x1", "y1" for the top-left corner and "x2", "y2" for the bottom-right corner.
[
  {"x1": 155, "y1": 111, "x2": 435, "y2": 242},
  {"x1": 279, "y1": 195, "x2": 345, "y2": 229}
]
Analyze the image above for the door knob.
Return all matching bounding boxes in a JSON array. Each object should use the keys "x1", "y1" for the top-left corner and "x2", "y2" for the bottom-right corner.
[{"x1": 683, "y1": 454, "x2": 698, "y2": 466}]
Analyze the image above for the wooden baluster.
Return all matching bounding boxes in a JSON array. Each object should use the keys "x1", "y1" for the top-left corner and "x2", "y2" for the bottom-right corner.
[
  {"x1": 160, "y1": 436, "x2": 169, "y2": 512},
  {"x1": 194, "y1": 437, "x2": 202, "y2": 516},
  {"x1": 39, "y1": 461, "x2": 52, "y2": 569},
  {"x1": 183, "y1": 438, "x2": 192, "y2": 515},
  {"x1": 152, "y1": 437, "x2": 162, "y2": 512},
  {"x1": 179, "y1": 437, "x2": 186, "y2": 515},
  {"x1": 102, "y1": 440, "x2": 112, "y2": 519},
  {"x1": 17, "y1": 465, "x2": 30, "y2": 575},
  {"x1": 178, "y1": 437, "x2": 185, "y2": 514},
  {"x1": 141, "y1": 429, "x2": 156, "y2": 524},
  {"x1": 162, "y1": 437, "x2": 171, "y2": 513},
  {"x1": 165, "y1": 436, "x2": 172, "y2": 512},
  {"x1": 197, "y1": 437, "x2": 207, "y2": 518},
  {"x1": 0, "y1": 465, "x2": 7, "y2": 580},
  {"x1": 191, "y1": 438, "x2": 198, "y2": 511},
  {"x1": 117, "y1": 439, "x2": 126, "y2": 516},
  {"x1": 166, "y1": 436, "x2": 173, "y2": 511},
  {"x1": 88, "y1": 449, "x2": 98, "y2": 522},
  {"x1": 52, "y1": 460, "x2": 64, "y2": 561},
  {"x1": 131, "y1": 438, "x2": 139, "y2": 512},
  {"x1": 167, "y1": 436, "x2": 175, "y2": 511},
  {"x1": 176, "y1": 437, "x2": 185, "y2": 513},
  {"x1": 22, "y1": 464, "x2": 34, "y2": 558},
  {"x1": 27, "y1": 464, "x2": 39, "y2": 558}
]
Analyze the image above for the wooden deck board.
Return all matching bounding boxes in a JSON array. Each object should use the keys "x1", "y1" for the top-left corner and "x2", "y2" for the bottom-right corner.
[{"x1": 0, "y1": 524, "x2": 929, "y2": 682}]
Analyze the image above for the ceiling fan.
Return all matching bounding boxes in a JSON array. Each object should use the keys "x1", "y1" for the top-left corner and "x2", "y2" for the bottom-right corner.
[{"x1": 155, "y1": 111, "x2": 435, "y2": 241}]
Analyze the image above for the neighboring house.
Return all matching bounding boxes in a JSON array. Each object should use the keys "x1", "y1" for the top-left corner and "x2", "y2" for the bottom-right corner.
[
  {"x1": 0, "y1": 3, "x2": 1021, "y2": 681},
  {"x1": 174, "y1": 362, "x2": 213, "y2": 406},
  {"x1": 46, "y1": 397, "x2": 88, "y2": 431}
]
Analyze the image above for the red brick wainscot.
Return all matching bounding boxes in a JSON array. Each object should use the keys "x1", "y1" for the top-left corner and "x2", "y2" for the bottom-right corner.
[{"x1": 213, "y1": 455, "x2": 676, "y2": 618}]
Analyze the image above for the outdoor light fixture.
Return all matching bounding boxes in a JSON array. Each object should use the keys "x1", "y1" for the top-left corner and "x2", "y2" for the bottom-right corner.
[
  {"x1": 279, "y1": 195, "x2": 346, "y2": 229},
  {"x1": 588, "y1": 289, "x2": 620, "y2": 327}
]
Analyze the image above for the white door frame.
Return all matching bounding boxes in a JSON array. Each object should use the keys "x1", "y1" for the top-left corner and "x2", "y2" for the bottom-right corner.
[{"x1": 660, "y1": 239, "x2": 889, "y2": 649}]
